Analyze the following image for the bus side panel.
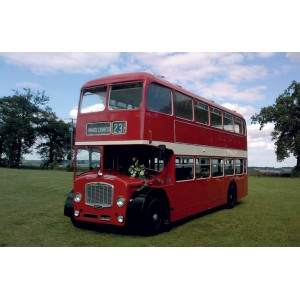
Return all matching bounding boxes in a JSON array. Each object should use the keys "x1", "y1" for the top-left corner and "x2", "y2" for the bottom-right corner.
[
  {"x1": 175, "y1": 120, "x2": 211, "y2": 146},
  {"x1": 236, "y1": 174, "x2": 248, "y2": 199},
  {"x1": 144, "y1": 112, "x2": 175, "y2": 143},
  {"x1": 75, "y1": 111, "x2": 143, "y2": 144},
  {"x1": 165, "y1": 179, "x2": 226, "y2": 223},
  {"x1": 165, "y1": 174, "x2": 249, "y2": 223}
]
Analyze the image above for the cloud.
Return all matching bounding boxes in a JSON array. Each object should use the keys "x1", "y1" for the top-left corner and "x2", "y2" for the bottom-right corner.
[
  {"x1": 0, "y1": 52, "x2": 270, "y2": 104},
  {"x1": 0, "y1": 52, "x2": 272, "y2": 84},
  {"x1": 246, "y1": 123, "x2": 280, "y2": 167},
  {"x1": 225, "y1": 64, "x2": 268, "y2": 82},
  {"x1": 256, "y1": 52, "x2": 275, "y2": 58},
  {"x1": 16, "y1": 81, "x2": 43, "y2": 89},
  {"x1": 247, "y1": 122, "x2": 298, "y2": 167},
  {"x1": 247, "y1": 123, "x2": 275, "y2": 150},
  {"x1": 248, "y1": 146, "x2": 297, "y2": 168},
  {"x1": 69, "y1": 108, "x2": 78, "y2": 119},
  {"x1": 129, "y1": 52, "x2": 220, "y2": 83},
  {"x1": 246, "y1": 122, "x2": 298, "y2": 167},
  {"x1": 0, "y1": 52, "x2": 121, "y2": 74},
  {"x1": 286, "y1": 52, "x2": 300, "y2": 63},
  {"x1": 248, "y1": 123, "x2": 274, "y2": 138},
  {"x1": 129, "y1": 52, "x2": 268, "y2": 83},
  {"x1": 125, "y1": 53, "x2": 268, "y2": 102},
  {"x1": 217, "y1": 53, "x2": 244, "y2": 65},
  {"x1": 221, "y1": 103, "x2": 256, "y2": 121},
  {"x1": 197, "y1": 82, "x2": 266, "y2": 102}
]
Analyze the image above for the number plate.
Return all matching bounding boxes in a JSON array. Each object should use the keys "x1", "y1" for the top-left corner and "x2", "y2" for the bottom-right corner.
[{"x1": 112, "y1": 121, "x2": 126, "y2": 134}]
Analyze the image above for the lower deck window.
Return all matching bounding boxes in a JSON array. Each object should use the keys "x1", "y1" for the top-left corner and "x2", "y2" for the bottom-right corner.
[
  {"x1": 235, "y1": 159, "x2": 244, "y2": 174},
  {"x1": 196, "y1": 157, "x2": 210, "y2": 178},
  {"x1": 212, "y1": 158, "x2": 224, "y2": 177},
  {"x1": 225, "y1": 158, "x2": 234, "y2": 175},
  {"x1": 176, "y1": 156, "x2": 194, "y2": 181}
]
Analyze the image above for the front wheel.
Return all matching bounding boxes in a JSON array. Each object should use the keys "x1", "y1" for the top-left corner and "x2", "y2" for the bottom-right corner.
[
  {"x1": 70, "y1": 217, "x2": 86, "y2": 228},
  {"x1": 143, "y1": 198, "x2": 163, "y2": 235},
  {"x1": 227, "y1": 184, "x2": 237, "y2": 209}
]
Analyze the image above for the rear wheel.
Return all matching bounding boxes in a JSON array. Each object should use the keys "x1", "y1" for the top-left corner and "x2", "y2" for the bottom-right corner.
[
  {"x1": 227, "y1": 184, "x2": 237, "y2": 209},
  {"x1": 143, "y1": 198, "x2": 164, "y2": 235}
]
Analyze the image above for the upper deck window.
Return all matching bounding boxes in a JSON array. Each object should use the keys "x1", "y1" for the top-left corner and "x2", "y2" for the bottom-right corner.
[
  {"x1": 109, "y1": 81, "x2": 143, "y2": 110},
  {"x1": 234, "y1": 117, "x2": 243, "y2": 134},
  {"x1": 146, "y1": 83, "x2": 172, "y2": 115},
  {"x1": 210, "y1": 107, "x2": 222, "y2": 128},
  {"x1": 174, "y1": 91, "x2": 193, "y2": 120},
  {"x1": 224, "y1": 112, "x2": 234, "y2": 131},
  {"x1": 81, "y1": 85, "x2": 107, "y2": 113},
  {"x1": 194, "y1": 101, "x2": 209, "y2": 125}
]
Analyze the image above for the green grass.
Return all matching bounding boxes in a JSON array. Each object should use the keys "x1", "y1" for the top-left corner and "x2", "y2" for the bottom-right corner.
[{"x1": 0, "y1": 168, "x2": 299, "y2": 246}]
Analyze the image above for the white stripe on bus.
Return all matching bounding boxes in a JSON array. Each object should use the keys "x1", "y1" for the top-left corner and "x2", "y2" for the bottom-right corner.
[{"x1": 75, "y1": 140, "x2": 247, "y2": 158}]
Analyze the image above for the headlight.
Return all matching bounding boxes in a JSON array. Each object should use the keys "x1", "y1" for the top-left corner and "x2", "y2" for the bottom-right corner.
[
  {"x1": 74, "y1": 193, "x2": 82, "y2": 203},
  {"x1": 116, "y1": 196, "x2": 125, "y2": 208},
  {"x1": 74, "y1": 210, "x2": 80, "y2": 217},
  {"x1": 118, "y1": 215, "x2": 124, "y2": 223}
]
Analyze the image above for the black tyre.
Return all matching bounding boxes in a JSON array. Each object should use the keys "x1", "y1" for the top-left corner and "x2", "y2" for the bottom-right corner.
[
  {"x1": 143, "y1": 198, "x2": 163, "y2": 235},
  {"x1": 227, "y1": 184, "x2": 237, "y2": 209}
]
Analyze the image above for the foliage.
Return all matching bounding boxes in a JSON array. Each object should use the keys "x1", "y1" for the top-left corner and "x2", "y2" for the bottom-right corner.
[
  {"x1": 49, "y1": 160, "x2": 59, "y2": 170},
  {"x1": 0, "y1": 89, "x2": 48, "y2": 167},
  {"x1": 291, "y1": 167, "x2": 300, "y2": 177},
  {"x1": 36, "y1": 107, "x2": 72, "y2": 166},
  {"x1": 0, "y1": 88, "x2": 73, "y2": 167},
  {"x1": 251, "y1": 81, "x2": 300, "y2": 172}
]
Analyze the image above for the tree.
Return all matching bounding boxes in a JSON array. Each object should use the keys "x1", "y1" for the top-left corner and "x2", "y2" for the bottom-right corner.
[
  {"x1": 36, "y1": 107, "x2": 72, "y2": 166},
  {"x1": 0, "y1": 117, "x2": 5, "y2": 166},
  {"x1": 0, "y1": 89, "x2": 48, "y2": 167},
  {"x1": 251, "y1": 81, "x2": 300, "y2": 174}
]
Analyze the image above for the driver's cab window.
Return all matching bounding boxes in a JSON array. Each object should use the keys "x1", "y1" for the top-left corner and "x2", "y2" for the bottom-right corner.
[{"x1": 75, "y1": 148, "x2": 101, "y2": 176}]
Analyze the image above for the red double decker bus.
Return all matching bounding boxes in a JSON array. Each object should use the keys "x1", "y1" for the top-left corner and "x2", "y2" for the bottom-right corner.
[{"x1": 64, "y1": 72, "x2": 248, "y2": 235}]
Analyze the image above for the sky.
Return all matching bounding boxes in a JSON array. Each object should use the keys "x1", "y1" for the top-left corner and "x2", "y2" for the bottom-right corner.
[
  {"x1": 1, "y1": 1, "x2": 299, "y2": 168},
  {"x1": 0, "y1": 52, "x2": 299, "y2": 167}
]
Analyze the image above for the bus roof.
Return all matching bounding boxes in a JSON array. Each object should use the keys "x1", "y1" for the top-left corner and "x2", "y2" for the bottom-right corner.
[{"x1": 82, "y1": 72, "x2": 245, "y2": 119}]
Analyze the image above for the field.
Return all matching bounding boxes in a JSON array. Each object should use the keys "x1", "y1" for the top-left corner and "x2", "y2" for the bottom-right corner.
[{"x1": 0, "y1": 168, "x2": 299, "y2": 246}]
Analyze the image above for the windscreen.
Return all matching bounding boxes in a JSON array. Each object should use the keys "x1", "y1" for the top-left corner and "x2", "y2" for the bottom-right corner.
[
  {"x1": 109, "y1": 81, "x2": 143, "y2": 110},
  {"x1": 81, "y1": 86, "x2": 107, "y2": 113}
]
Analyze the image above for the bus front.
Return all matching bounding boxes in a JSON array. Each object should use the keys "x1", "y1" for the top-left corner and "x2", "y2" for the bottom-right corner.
[{"x1": 64, "y1": 73, "x2": 169, "y2": 230}]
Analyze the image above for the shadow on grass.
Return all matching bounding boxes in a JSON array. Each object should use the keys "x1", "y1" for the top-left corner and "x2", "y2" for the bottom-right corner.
[
  {"x1": 170, "y1": 201, "x2": 245, "y2": 230},
  {"x1": 69, "y1": 201, "x2": 245, "y2": 237},
  {"x1": 70, "y1": 219, "x2": 131, "y2": 236}
]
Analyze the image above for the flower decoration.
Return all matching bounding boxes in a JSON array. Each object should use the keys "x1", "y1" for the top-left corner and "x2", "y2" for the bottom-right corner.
[{"x1": 128, "y1": 157, "x2": 147, "y2": 187}]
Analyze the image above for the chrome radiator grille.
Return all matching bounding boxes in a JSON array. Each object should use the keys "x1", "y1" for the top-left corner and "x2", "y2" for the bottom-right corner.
[{"x1": 85, "y1": 182, "x2": 114, "y2": 208}]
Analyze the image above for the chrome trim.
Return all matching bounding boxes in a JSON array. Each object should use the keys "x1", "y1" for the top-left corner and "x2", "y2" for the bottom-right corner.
[{"x1": 85, "y1": 182, "x2": 114, "y2": 208}]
